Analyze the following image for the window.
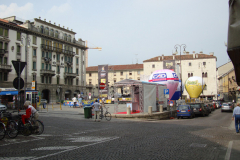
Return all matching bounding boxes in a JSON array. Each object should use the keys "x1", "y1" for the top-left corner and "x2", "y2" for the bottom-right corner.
[
  {"x1": 76, "y1": 58, "x2": 79, "y2": 64},
  {"x1": 188, "y1": 73, "x2": 190, "y2": 78},
  {"x1": 137, "y1": 71, "x2": 140, "y2": 75},
  {"x1": 189, "y1": 62, "x2": 191, "y2": 66},
  {"x1": 41, "y1": 76, "x2": 44, "y2": 83},
  {"x1": 33, "y1": 61, "x2": 36, "y2": 70},
  {"x1": 57, "y1": 66, "x2": 60, "y2": 73},
  {"x1": 4, "y1": 29, "x2": 8, "y2": 37},
  {"x1": 121, "y1": 72, "x2": 123, "y2": 76},
  {"x1": 42, "y1": 51, "x2": 45, "y2": 57},
  {"x1": 0, "y1": 27, "x2": 8, "y2": 37},
  {"x1": 204, "y1": 85, "x2": 207, "y2": 90},
  {"x1": 0, "y1": 73, "x2": 2, "y2": 81},
  {"x1": 76, "y1": 68, "x2": 78, "y2": 74},
  {"x1": 55, "y1": 30, "x2": 59, "y2": 38},
  {"x1": 49, "y1": 64, "x2": 51, "y2": 70},
  {"x1": 89, "y1": 73, "x2": 92, "y2": 77},
  {"x1": 152, "y1": 64, "x2": 155, "y2": 68},
  {"x1": 57, "y1": 77, "x2": 59, "y2": 84},
  {"x1": 203, "y1": 62, "x2": 206, "y2": 66},
  {"x1": 0, "y1": 42, "x2": 2, "y2": 49},
  {"x1": 49, "y1": 52, "x2": 52, "y2": 59},
  {"x1": 45, "y1": 64, "x2": 48, "y2": 70},
  {"x1": 46, "y1": 52, "x2": 48, "y2": 58},
  {"x1": 4, "y1": 73, "x2": 7, "y2": 81},
  {"x1": 204, "y1": 72, "x2": 207, "y2": 77},
  {"x1": 40, "y1": 26, "x2": 44, "y2": 34},
  {"x1": 33, "y1": 36, "x2": 37, "y2": 45},
  {"x1": 68, "y1": 35, "x2": 71, "y2": 42},
  {"x1": 114, "y1": 72, "x2": 116, "y2": 76},
  {"x1": 65, "y1": 67, "x2": 67, "y2": 72},
  {"x1": 129, "y1": 71, "x2": 132, "y2": 75},
  {"x1": 114, "y1": 78, "x2": 117, "y2": 82},
  {"x1": 32, "y1": 75, "x2": 36, "y2": 81},
  {"x1": 57, "y1": 54, "x2": 60, "y2": 61},
  {"x1": 0, "y1": 57, "x2": 2, "y2": 64},
  {"x1": 76, "y1": 79, "x2": 78, "y2": 85},
  {"x1": 202, "y1": 72, "x2": 204, "y2": 77},
  {"x1": 3, "y1": 57, "x2": 7, "y2": 65},
  {"x1": 65, "y1": 78, "x2": 67, "y2": 84},
  {"x1": 76, "y1": 48, "x2": 79, "y2": 55},
  {"x1": 0, "y1": 28, "x2": 3, "y2": 35},
  {"x1": 64, "y1": 34, "x2": 67, "y2": 41},
  {"x1": 17, "y1": 45, "x2": 21, "y2": 53},
  {"x1": 17, "y1": 32, "x2": 21, "y2": 40},
  {"x1": 191, "y1": 73, "x2": 193, "y2": 77},
  {"x1": 33, "y1": 49, "x2": 36, "y2": 56},
  {"x1": 4, "y1": 43, "x2": 7, "y2": 51},
  {"x1": 42, "y1": 63, "x2": 44, "y2": 69},
  {"x1": 49, "y1": 77, "x2": 51, "y2": 84},
  {"x1": 45, "y1": 76, "x2": 48, "y2": 84},
  {"x1": 65, "y1": 56, "x2": 67, "y2": 62},
  {"x1": 50, "y1": 29, "x2": 54, "y2": 37},
  {"x1": 89, "y1": 79, "x2": 92, "y2": 85}
]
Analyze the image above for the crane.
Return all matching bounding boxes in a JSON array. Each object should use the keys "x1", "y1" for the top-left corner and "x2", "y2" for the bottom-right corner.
[{"x1": 85, "y1": 40, "x2": 102, "y2": 68}]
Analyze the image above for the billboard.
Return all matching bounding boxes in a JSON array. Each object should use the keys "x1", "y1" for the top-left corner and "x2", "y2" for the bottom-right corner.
[
  {"x1": 163, "y1": 60, "x2": 175, "y2": 71},
  {"x1": 98, "y1": 65, "x2": 108, "y2": 98}
]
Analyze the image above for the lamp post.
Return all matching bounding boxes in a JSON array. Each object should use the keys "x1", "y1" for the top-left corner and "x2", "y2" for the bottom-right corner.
[
  {"x1": 174, "y1": 44, "x2": 186, "y2": 100},
  {"x1": 20, "y1": 34, "x2": 31, "y2": 102}
]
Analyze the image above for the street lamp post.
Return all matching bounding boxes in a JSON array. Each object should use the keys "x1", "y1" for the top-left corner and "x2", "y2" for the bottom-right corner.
[
  {"x1": 174, "y1": 44, "x2": 186, "y2": 100},
  {"x1": 20, "y1": 34, "x2": 31, "y2": 102}
]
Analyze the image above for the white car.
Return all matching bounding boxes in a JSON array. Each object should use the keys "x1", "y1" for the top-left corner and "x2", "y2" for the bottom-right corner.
[{"x1": 0, "y1": 103, "x2": 7, "y2": 111}]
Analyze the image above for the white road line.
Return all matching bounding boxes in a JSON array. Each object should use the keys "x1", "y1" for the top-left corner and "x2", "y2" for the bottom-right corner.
[
  {"x1": 31, "y1": 137, "x2": 119, "y2": 160},
  {"x1": 225, "y1": 141, "x2": 233, "y2": 160},
  {"x1": 0, "y1": 136, "x2": 44, "y2": 147}
]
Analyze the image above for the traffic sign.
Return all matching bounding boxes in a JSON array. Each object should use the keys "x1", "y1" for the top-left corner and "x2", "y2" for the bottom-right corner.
[
  {"x1": 12, "y1": 61, "x2": 26, "y2": 76},
  {"x1": 164, "y1": 89, "x2": 169, "y2": 95},
  {"x1": 99, "y1": 83, "x2": 105, "y2": 89},
  {"x1": 13, "y1": 77, "x2": 24, "y2": 90},
  {"x1": 32, "y1": 81, "x2": 35, "y2": 90}
]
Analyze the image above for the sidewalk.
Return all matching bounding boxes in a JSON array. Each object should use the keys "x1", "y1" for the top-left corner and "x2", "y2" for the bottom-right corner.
[{"x1": 36, "y1": 103, "x2": 175, "y2": 120}]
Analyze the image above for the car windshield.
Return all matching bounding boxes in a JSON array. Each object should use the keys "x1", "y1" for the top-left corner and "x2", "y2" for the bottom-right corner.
[
  {"x1": 190, "y1": 104, "x2": 201, "y2": 108},
  {"x1": 178, "y1": 105, "x2": 189, "y2": 110}
]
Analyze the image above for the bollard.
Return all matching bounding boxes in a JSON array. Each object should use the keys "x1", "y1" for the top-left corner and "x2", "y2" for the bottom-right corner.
[
  {"x1": 127, "y1": 106, "x2": 131, "y2": 115},
  {"x1": 60, "y1": 103, "x2": 62, "y2": 110},
  {"x1": 148, "y1": 106, "x2": 152, "y2": 114},
  {"x1": 160, "y1": 105, "x2": 163, "y2": 113}
]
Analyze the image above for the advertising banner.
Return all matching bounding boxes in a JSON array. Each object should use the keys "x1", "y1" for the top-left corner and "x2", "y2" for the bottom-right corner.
[
  {"x1": 98, "y1": 65, "x2": 108, "y2": 97},
  {"x1": 163, "y1": 60, "x2": 175, "y2": 71}
]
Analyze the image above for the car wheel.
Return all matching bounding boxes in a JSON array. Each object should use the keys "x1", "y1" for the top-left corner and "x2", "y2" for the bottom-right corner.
[
  {"x1": 189, "y1": 115, "x2": 193, "y2": 119},
  {"x1": 202, "y1": 113, "x2": 205, "y2": 117},
  {"x1": 221, "y1": 110, "x2": 223, "y2": 112},
  {"x1": 177, "y1": 116, "x2": 180, "y2": 119}
]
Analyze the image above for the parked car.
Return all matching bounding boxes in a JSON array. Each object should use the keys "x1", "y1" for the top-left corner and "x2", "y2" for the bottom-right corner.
[
  {"x1": 207, "y1": 103, "x2": 215, "y2": 111},
  {"x1": 187, "y1": 103, "x2": 209, "y2": 117},
  {"x1": 40, "y1": 99, "x2": 47, "y2": 104},
  {"x1": 221, "y1": 102, "x2": 233, "y2": 112},
  {"x1": 0, "y1": 102, "x2": 7, "y2": 111},
  {"x1": 204, "y1": 104, "x2": 211, "y2": 114},
  {"x1": 177, "y1": 105, "x2": 195, "y2": 119}
]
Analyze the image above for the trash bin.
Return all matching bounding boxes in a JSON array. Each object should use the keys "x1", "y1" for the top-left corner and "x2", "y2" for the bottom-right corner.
[
  {"x1": 83, "y1": 105, "x2": 92, "y2": 118},
  {"x1": 43, "y1": 103, "x2": 46, "y2": 109}
]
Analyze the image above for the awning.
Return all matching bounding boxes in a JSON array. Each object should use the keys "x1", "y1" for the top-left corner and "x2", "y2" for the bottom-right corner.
[{"x1": 0, "y1": 91, "x2": 18, "y2": 95}]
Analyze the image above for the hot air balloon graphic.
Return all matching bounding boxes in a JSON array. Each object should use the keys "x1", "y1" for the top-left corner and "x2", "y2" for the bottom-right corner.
[
  {"x1": 149, "y1": 69, "x2": 179, "y2": 100},
  {"x1": 185, "y1": 76, "x2": 206, "y2": 98},
  {"x1": 171, "y1": 80, "x2": 184, "y2": 100}
]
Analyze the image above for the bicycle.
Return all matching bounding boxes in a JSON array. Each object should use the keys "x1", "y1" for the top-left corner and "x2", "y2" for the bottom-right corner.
[
  {"x1": 99, "y1": 106, "x2": 111, "y2": 121},
  {"x1": 28, "y1": 114, "x2": 44, "y2": 135},
  {"x1": 0, "y1": 111, "x2": 18, "y2": 139},
  {"x1": 0, "y1": 119, "x2": 6, "y2": 140}
]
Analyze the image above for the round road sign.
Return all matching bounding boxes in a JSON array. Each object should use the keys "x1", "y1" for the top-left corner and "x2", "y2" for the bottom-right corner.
[
  {"x1": 99, "y1": 83, "x2": 105, "y2": 90},
  {"x1": 13, "y1": 77, "x2": 24, "y2": 90}
]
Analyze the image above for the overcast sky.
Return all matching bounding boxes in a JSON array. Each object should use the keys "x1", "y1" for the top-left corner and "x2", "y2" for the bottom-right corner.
[{"x1": 0, "y1": 0, "x2": 230, "y2": 67}]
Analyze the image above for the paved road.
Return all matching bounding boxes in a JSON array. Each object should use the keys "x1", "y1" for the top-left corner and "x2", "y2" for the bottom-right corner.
[{"x1": 0, "y1": 107, "x2": 239, "y2": 160}]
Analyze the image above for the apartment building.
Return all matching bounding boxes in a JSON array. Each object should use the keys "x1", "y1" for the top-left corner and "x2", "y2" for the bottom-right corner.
[
  {"x1": 86, "y1": 64, "x2": 143, "y2": 97},
  {"x1": 143, "y1": 51, "x2": 218, "y2": 100},
  {"x1": 0, "y1": 16, "x2": 87, "y2": 103}
]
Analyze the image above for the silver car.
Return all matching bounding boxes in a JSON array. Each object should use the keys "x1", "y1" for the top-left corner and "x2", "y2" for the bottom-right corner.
[
  {"x1": 221, "y1": 103, "x2": 233, "y2": 112},
  {"x1": 0, "y1": 103, "x2": 7, "y2": 111}
]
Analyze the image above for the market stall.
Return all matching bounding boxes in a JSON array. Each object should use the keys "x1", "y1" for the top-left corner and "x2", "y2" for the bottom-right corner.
[{"x1": 113, "y1": 79, "x2": 167, "y2": 113}]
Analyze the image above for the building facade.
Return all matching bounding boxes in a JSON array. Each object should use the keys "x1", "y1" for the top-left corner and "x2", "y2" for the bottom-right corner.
[
  {"x1": 143, "y1": 51, "x2": 218, "y2": 100},
  {"x1": 86, "y1": 64, "x2": 143, "y2": 98},
  {"x1": 0, "y1": 16, "x2": 88, "y2": 103}
]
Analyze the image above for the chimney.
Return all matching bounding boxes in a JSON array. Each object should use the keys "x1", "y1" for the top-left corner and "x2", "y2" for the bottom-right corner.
[
  {"x1": 200, "y1": 51, "x2": 203, "y2": 54},
  {"x1": 196, "y1": 54, "x2": 198, "y2": 58},
  {"x1": 193, "y1": 53, "x2": 195, "y2": 59},
  {"x1": 193, "y1": 51, "x2": 195, "y2": 53},
  {"x1": 162, "y1": 54, "x2": 164, "y2": 60},
  {"x1": 173, "y1": 55, "x2": 175, "y2": 60},
  {"x1": 209, "y1": 52, "x2": 214, "y2": 56},
  {"x1": 158, "y1": 56, "x2": 161, "y2": 61},
  {"x1": 186, "y1": 52, "x2": 190, "y2": 55}
]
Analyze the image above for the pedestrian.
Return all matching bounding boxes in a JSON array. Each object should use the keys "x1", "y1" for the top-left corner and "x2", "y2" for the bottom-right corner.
[
  {"x1": 92, "y1": 100, "x2": 102, "y2": 122},
  {"x1": 72, "y1": 97, "x2": 77, "y2": 108},
  {"x1": 102, "y1": 97, "x2": 105, "y2": 105},
  {"x1": 78, "y1": 96, "x2": 83, "y2": 108},
  {"x1": 21, "y1": 101, "x2": 39, "y2": 125},
  {"x1": 232, "y1": 103, "x2": 240, "y2": 133}
]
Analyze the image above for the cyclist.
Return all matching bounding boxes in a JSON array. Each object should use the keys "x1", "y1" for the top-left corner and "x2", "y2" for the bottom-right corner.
[{"x1": 21, "y1": 101, "x2": 39, "y2": 125}]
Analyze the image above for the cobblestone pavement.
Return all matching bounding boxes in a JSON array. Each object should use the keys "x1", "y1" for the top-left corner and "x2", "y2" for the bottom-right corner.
[{"x1": 0, "y1": 108, "x2": 239, "y2": 160}]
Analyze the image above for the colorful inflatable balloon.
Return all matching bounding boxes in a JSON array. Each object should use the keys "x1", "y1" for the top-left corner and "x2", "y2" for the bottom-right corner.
[
  {"x1": 185, "y1": 76, "x2": 206, "y2": 98},
  {"x1": 171, "y1": 80, "x2": 184, "y2": 100},
  {"x1": 149, "y1": 69, "x2": 179, "y2": 100}
]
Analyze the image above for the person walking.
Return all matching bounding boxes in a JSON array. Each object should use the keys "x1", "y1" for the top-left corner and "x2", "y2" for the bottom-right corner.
[
  {"x1": 78, "y1": 96, "x2": 83, "y2": 108},
  {"x1": 72, "y1": 97, "x2": 77, "y2": 108},
  {"x1": 232, "y1": 103, "x2": 240, "y2": 133},
  {"x1": 92, "y1": 100, "x2": 102, "y2": 122}
]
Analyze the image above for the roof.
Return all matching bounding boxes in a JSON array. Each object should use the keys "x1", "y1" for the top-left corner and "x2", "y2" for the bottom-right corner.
[
  {"x1": 86, "y1": 64, "x2": 143, "y2": 72},
  {"x1": 0, "y1": 18, "x2": 25, "y2": 28},
  {"x1": 143, "y1": 54, "x2": 216, "y2": 62}
]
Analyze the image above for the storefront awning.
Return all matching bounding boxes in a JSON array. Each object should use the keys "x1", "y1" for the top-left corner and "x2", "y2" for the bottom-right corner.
[{"x1": 0, "y1": 91, "x2": 18, "y2": 95}]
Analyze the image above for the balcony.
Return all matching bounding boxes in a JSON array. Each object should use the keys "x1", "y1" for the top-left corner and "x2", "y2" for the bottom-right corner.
[
  {"x1": 40, "y1": 69, "x2": 55, "y2": 76},
  {"x1": 43, "y1": 57, "x2": 52, "y2": 63},
  {"x1": 0, "y1": 64, "x2": 12, "y2": 72},
  {"x1": 66, "y1": 61, "x2": 72, "y2": 66},
  {"x1": 41, "y1": 44, "x2": 53, "y2": 52},
  {"x1": 64, "y1": 72, "x2": 78, "y2": 78},
  {"x1": 86, "y1": 84, "x2": 94, "y2": 88},
  {"x1": 0, "y1": 49, "x2": 7, "y2": 56}
]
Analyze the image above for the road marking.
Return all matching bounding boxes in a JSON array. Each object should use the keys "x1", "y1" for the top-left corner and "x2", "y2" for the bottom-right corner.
[
  {"x1": 0, "y1": 136, "x2": 44, "y2": 147},
  {"x1": 32, "y1": 146, "x2": 77, "y2": 150},
  {"x1": 225, "y1": 141, "x2": 233, "y2": 160},
  {"x1": 31, "y1": 137, "x2": 119, "y2": 160},
  {"x1": 228, "y1": 121, "x2": 235, "y2": 130},
  {"x1": 0, "y1": 157, "x2": 35, "y2": 160},
  {"x1": 66, "y1": 136, "x2": 115, "y2": 142}
]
